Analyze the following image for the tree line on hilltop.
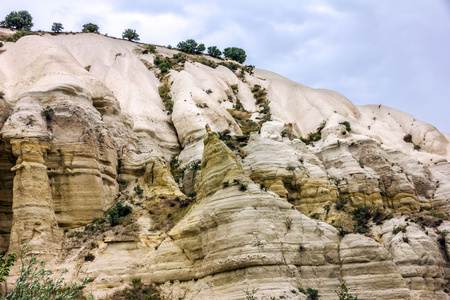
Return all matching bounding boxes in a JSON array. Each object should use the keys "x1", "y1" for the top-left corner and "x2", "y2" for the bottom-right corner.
[{"x1": 0, "y1": 10, "x2": 247, "y2": 63}]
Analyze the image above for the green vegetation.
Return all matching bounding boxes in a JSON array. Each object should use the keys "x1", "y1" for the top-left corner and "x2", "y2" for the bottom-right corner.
[
  {"x1": 403, "y1": 134, "x2": 412, "y2": 143},
  {"x1": 51, "y1": 22, "x2": 63, "y2": 33},
  {"x1": 158, "y1": 79, "x2": 173, "y2": 113},
  {"x1": 122, "y1": 28, "x2": 140, "y2": 41},
  {"x1": 107, "y1": 202, "x2": 133, "y2": 226},
  {"x1": 223, "y1": 47, "x2": 246, "y2": 63},
  {"x1": 285, "y1": 218, "x2": 293, "y2": 231},
  {"x1": 243, "y1": 288, "x2": 258, "y2": 300},
  {"x1": 0, "y1": 91, "x2": 5, "y2": 99},
  {"x1": 339, "y1": 121, "x2": 351, "y2": 132},
  {"x1": 1, "y1": 11, "x2": 33, "y2": 30},
  {"x1": 82, "y1": 23, "x2": 99, "y2": 33},
  {"x1": 335, "y1": 283, "x2": 358, "y2": 300},
  {"x1": 134, "y1": 184, "x2": 144, "y2": 197},
  {"x1": 2, "y1": 244, "x2": 90, "y2": 299},
  {"x1": 251, "y1": 85, "x2": 271, "y2": 125},
  {"x1": 0, "y1": 253, "x2": 17, "y2": 297},
  {"x1": 414, "y1": 144, "x2": 421, "y2": 151},
  {"x1": 300, "y1": 121, "x2": 326, "y2": 144},
  {"x1": 207, "y1": 46, "x2": 222, "y2": 57},
  {"x1": 351, "y1": 206, "x2": 372, "y2": 234},
  {"x1": 146, "y1": 44, "x2": 156, "y2": 54},
  {"x1": 177, "y1": 39, "x2": 205, "y2": 54},
  {"x1": 41, "y1": 105, "x2": 54, "y2": 121},
  {"x1": 298, "y1": 287, "x2": 320, "y2": 300},
  {"x1": 108, "y1": 277, "x2": 162, "y2": 300},
  {"x1": 392, "y1": 225, "x2": 407, "y2": 235}
]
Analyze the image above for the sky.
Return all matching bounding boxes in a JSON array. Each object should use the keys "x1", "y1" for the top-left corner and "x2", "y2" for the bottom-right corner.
[{"x1": 1, "y1": 0, "x2": 449, "y2": 133}]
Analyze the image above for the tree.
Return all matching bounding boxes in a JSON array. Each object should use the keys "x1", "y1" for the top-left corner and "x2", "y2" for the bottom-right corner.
[
  {"x1": 51, "y1": 22, "x2": 63, "y2": 33},
  {"x1": 2, "y1": 11, "x2": 33, "y2": 30},
  {"x1": 223, "y1": 47, "x2": 247, "y2": 64},
  {"x1": 122, "y1": 28, "x2": 140, "y2": 41},
  {"x1": 177, "y1": 39, "x2": 204, "y2": 54},
  {"x1": 82, "y1": 23, "x2": 99, "y2": 33},
  {"x1": 207, "y1": 46, "x2": 222, "y2": 58}
]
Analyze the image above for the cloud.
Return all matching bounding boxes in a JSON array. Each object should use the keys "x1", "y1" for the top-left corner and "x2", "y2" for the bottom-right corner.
[{"x1": 1, "y1": 0, "x2": 449, "y2": 132}]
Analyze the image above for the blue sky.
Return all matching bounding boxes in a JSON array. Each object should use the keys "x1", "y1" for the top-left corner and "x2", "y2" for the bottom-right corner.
[{"x1": 1, "y1": 0, "x2": 449, "y2": 133}]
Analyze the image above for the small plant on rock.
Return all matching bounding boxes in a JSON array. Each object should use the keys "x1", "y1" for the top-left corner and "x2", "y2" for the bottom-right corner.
[
  {"x1": 335, "y1": 283, "x2": 358, "y2": 300},
  {"x1": 339, "y1": 121, "x2": 352, "y2": 132},
  {"x1": 285, "y1": 218, "x2": 293, "y2": 231},
  {"x1": 403, "y1": 134, "x2": 412, "y2": 143}
]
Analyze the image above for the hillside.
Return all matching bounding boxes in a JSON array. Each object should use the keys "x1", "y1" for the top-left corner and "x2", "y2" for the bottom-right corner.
[{"x1": 0, "y1": 30, "x2": 449, "y2": 299}]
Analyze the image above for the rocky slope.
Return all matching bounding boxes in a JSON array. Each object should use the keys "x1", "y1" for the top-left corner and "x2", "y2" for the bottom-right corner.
[{"x1": 0, "y1": 29, "x2": 449, "y2": 299}]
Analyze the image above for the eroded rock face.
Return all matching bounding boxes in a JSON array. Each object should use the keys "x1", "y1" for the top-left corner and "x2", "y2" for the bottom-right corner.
[{"x1": 0, "y1": 32, "x2": 449, "y2": 299}]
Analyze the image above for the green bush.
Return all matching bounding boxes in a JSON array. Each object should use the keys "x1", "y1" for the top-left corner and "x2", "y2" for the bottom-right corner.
[
  {"x1": 147, "y1": 45, "x2": 156, "y2": 53},
  {"x1": 107, "y1": 202, "x2": 132, "y2": 226},
  {"x1": 335, "y1": 283, "x2": 358, "y2": 300},
  {"x1": 51, "y1": 22, "x2": 63, "y2": 33},
  {"x1": 134, "y1": 184, "x2": 144, "y2": 197},
  {"x1": 3, "y1": 244, "x2": 90, "y2": 299},
  {"x1": 2, "y1": 11, "x2": 33, "y2": 30},
  {"x1": 414, "y1": 144, "x2": 421, "y2": 151},
  {"x1": 339, "y1": 121, "x2": 351, "y2": 132},
  {"x1": 207, "y1": 46, "x2": 222, "y2": 57},
  {"x1": 0, "y1": 253, "x2": 17, "y2": 297},
  {"x1": 82, "y1": 23, "x2": 99, "y2": 33},
  {"x1": 122, "y1": 28, "x2": 140, "y2": 41},
  {"x1": 158, "y1": 80, "x2": 173, "y2": 112},
  {"x1": 223, "y1": 47, "x2": 246, "y2": 63},
  {"x1": 298, "y1": 287, "x2": 320, "y2": 300},
  {"x1": 177, "y1": 39, "x2": 204, "y2": 54},
  {"x1": 403, "y1": 134, "x2": 412, "y2": 143}
]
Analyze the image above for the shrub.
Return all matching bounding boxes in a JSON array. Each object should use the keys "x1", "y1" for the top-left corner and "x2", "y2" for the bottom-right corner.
[
  {"x1": 414, "y1": 144, "x2": 421, "y2": 151},
  {"x1": 122, "y1": 28, "x2": 140, "y2": 41},
  {"x1": 0, "y1": 91, "x2": 4, "y2": 99},
  {"x1": 239, "y1": 183, "x2": 248, "y2": 191},
  {"x1": 392, "y1": 225, "x2": 407, "y2": 235},
  {"x1": 0, "y1": 253, "x2": 17, "y2": 296},
  {"x1": 286, "y1": 165, "x2": 296, "y2": 171},
  {"x1": 134, "y1": 184, "x2": 144, "y2": 197},
  {"x1": 82, "y1": 23, "x2": 99, "y2": 33},
  {"x1": 41, "y1": 105, "x2": 54, "y2": 121},
  {"x1": 335, "y1": 198, "x2": 348, "y2": 210},
  {"x1": 351, "y1": 206, "x2": 372, "y2": 234},
  {"x1": 110, "y1": 277, "x2": 162, "y2": 300},
  {"x1": 298, "y1": 287, "x2": 320, "y2": 300},
  {"x1": 339, "y1": 121, "x2": 351, "y2": 132},
  {"x1": 186, "y1": 159, "x2": 201, "y2": 170},
  {"x1": 223, "y1": 47, "x2": 246, "y2": 63},
  {"x1": 300, "y1": 121, "x2": 326, "y2": 144},
  {"x1": 285, "y1": 218, "x2": 293, "y2": 230},
  {"x1": 335, "y1": 283, "x2": 358, "y2": 300},
  {"x1": 158, "y1": 80, "x2": 173, "y2": 112},
  {"x1": 3, "y1": 244, "x2": 90, "y2": 299},
  {"x1": 207, "y1": 46, "x2": 222, "y2": 57},
  {"x1": 147, "y1": 44, "x2": 156, "y2": 53},
  {"x1": 177, "y1": 39, "x2": 204, "y2": 54},
  {"x1": 51, "y1": 22, "x2": 63, "y2": 33},
  {"x1": 107, "y1": 202, "x2": 132, "y2": 226},
  {"x1": 2, "y1": 11, "x2": 33, "y2": 30},
  {"x1": 403, "y1": 134, "x2": 412, "y2": 143}
]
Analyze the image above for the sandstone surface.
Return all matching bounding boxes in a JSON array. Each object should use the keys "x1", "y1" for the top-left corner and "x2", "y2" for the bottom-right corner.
[{"x1": 0, "y1": 30, "x2": 449, "y2": 299}]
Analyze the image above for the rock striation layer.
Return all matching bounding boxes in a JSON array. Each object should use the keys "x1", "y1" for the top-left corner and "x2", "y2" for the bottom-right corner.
[{"x1": 0, "y1": 29, "x2": 449, "y2": 299}]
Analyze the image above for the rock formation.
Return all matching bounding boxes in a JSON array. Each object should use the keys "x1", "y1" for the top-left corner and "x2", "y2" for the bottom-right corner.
[{"x1": 0, "y1": 29, "x2": 449, "y2": 299}]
